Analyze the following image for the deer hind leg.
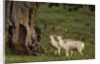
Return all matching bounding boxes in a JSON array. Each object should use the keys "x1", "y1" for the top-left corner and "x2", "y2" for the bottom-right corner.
[
  {"x1": 78, "y1": 49, "x2": 83, "y2": 56},
  {"x1": 70, "y1": 50, "x2": 74, "y2": 56}
]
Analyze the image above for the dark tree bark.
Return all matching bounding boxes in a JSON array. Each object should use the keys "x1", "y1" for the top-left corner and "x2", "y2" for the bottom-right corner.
[{"x1": 5, "y1": 1, "x2": 44, "y2": 55}]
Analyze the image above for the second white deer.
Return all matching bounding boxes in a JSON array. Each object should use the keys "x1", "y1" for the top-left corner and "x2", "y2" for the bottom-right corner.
[{"x1": 56, "y1": 35, "x2": 85, "y2": 57}]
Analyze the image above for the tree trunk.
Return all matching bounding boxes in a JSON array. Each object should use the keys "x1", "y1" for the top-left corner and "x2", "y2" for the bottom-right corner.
[{"x1": 5, "y1": 1, "x2": 44, "y2": 55}]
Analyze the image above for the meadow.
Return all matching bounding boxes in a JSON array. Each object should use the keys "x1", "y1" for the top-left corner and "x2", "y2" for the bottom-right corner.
[{"x1": 5, "y1": 3, "x2": 95, "y2": 63}]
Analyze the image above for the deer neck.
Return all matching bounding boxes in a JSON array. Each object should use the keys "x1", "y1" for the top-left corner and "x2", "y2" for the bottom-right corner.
[
  {"x1": 58, "y1": 38, "x2": 64, "y2": 47},
  {"x1": 50, "y1": 37, "x2": 56, "y2": 43}
]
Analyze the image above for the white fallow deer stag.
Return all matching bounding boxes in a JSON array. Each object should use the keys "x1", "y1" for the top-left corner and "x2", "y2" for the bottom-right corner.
[
  {"x1": 56, "y1": 35, "x2": 85, "y2": 57},
  {"x1": 49, "y1": 35, "x2": 61, "y2": 56}
]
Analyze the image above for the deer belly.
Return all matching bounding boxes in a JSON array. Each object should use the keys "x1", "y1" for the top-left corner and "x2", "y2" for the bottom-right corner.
[{"x1": 68, "y1": 45, "x2": 78, "y2": 51}]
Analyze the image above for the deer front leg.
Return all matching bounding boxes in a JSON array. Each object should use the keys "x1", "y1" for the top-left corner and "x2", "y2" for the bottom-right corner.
[
  {"x1": 58, "y1": 47, "x2": 61, "y2": 56},
  {"x1": 54, "y1": 50, "x2": 57, "y2": 55},
  {"x1": 65, "y1": 48, "x2": 69, "y2": 57}
]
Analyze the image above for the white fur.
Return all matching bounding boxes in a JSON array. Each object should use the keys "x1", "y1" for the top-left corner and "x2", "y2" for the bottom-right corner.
[
  {"x1": 49, "y1": 35, "x2": 61, "y2": 55},
  {"x1": 56, "y1": 35, "x2": 85, "y2": 56}
]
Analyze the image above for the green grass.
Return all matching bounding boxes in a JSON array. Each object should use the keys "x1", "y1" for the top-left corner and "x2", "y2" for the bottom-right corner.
[
  {"x1": 6, "y1": 52, "x2": 94, "y2": 63},
  {"x1": 5, "y1": 3, "x2": 95, "y2": 63}
]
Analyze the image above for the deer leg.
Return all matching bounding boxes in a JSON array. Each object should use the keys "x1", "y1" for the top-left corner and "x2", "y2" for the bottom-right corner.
[
  {"x1": 78, "y1": 49, "x2": 83, "y2": 56},
  {"x1": 70, "y1": 50, "x2": 74, "y2": 56},
  {"x1": 54, "y1": 50, "x2": 57, "y2": 55},
  {"x1": 58, "y1": 47, "x2": 61, "y2": 56},
  {"x1": 65, "y1": 48, "x2": 69, "y2": 57}
]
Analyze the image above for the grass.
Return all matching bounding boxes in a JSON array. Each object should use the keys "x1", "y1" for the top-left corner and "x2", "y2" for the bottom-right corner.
[
  {"x1": 5, "y1": 3, "x2": 95, "y2": 63},
  {"x1": 6, "y1": 52, "x2": 94, "y2": 63}
]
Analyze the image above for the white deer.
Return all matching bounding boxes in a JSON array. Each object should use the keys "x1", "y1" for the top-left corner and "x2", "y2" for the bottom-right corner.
[
  {"x1": 56, "y1": 35, "x2": 85, "y2": 57},
  {"x1": 49, "y1": 35, "x2": 61, "y2": 55}
]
